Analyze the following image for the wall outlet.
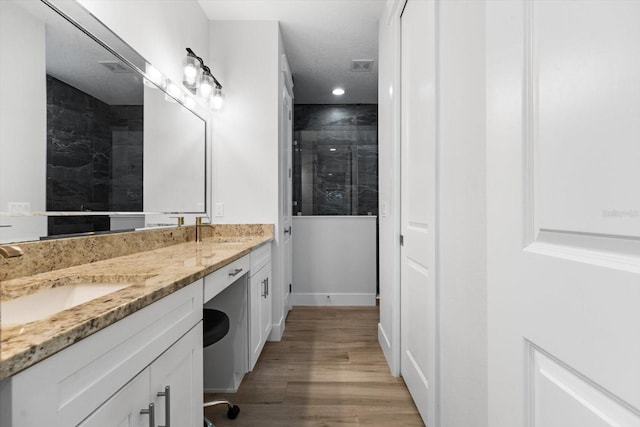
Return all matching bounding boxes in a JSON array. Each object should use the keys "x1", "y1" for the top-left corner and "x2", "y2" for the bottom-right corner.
[
  {"x1": 215, "y1": 203, "x2": 224, "y2": 217},
  {"x1": 381, "y1": 201, "x2": 388, "y2": 217},
  {"x1": 8, "y1": 202, "x2": 30, "y2": 215}
]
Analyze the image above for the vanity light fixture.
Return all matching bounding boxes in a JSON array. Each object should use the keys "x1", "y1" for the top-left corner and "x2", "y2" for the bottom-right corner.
[
  {"x1": 183, "y1": 47, "x2": 224, "y2": 110},
  {"x1": 332, "y1": 88, "x2": 345, "y2": 96}
]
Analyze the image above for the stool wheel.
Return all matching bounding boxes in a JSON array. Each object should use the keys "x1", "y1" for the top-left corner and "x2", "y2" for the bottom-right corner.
[{"x1": 227, "y1": 405, "x2": 240, "y2": 419}]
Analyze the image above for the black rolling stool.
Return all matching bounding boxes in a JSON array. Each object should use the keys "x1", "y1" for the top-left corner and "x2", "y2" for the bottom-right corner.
[{"x1": 203, "y1": 309, "x2": 240, "y2": 427}]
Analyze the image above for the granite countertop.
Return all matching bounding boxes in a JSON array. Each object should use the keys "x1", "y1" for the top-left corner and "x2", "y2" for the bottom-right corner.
[{"x1": 0, "y1": 234, "x2": 272, "y2": 380}]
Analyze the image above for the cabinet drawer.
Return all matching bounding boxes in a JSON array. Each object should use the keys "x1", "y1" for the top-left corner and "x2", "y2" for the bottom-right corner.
[
  {"x1": 204, "y1": 254, "x2": 250, "y2": 303},
  {"x1": 250, "y1": 242, "x2": 272, "y2": 276}
]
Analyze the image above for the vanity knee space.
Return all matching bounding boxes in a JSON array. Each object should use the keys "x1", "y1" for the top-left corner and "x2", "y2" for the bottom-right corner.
[{"x1": 202, "y1": 242, "x2": 273, "y2": 393}]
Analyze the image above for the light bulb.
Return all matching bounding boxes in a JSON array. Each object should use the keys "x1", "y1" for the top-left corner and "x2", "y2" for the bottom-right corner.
[
  {"x1": 198, "y1": 72, "x2": 214, "y2": 99},
  {"x1": 184, "y1": 64, "x2": 198, "y2": 85},
  {"x1": 332, "y1": 88, "x2": 345, "y2": 96},
  {"x1": 182, "y1": 54, "x2": 200, "y2": 89},
  {"x1": 211, "y1": 88, "x2": 224, "y2": 111}
]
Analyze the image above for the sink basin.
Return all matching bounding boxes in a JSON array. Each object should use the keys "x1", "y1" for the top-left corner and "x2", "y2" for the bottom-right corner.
[{"x1": 1, "y1": 283, "x2": 129, "y2": 326}]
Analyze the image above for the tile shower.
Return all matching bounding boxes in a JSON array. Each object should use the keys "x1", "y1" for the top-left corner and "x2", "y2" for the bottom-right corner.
[
  {"x1": 293, "y1": 104, "x2": 378, "y2": 216},
  {"x1": 291, "y1": 104, "x2": 379, "y2": 303}
]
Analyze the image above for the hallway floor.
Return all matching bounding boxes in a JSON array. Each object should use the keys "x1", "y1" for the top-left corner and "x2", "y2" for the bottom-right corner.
[{"x1": 204, "y1": 306, "x2": 423, "y2": 426}]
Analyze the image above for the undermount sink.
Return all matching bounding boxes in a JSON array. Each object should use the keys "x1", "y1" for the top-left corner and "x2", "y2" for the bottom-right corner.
[{"x1": 1, "y1": 283, "x2": 130, "y2": 327}]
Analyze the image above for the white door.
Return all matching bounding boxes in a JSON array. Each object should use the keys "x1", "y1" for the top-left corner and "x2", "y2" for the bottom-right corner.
[
  {"x1": 282, "y1": 84, "x2": 294, "y2": 313},
  {"x1": 487, "y1": 1, "x2": 640, "y2": 426},
  {"x1": 400, "y1": 0, "x2": 438, "y2": 424}
]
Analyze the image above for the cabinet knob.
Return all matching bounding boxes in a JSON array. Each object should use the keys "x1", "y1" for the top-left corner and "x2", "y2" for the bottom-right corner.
[{"x1": 140, "y1": 403, "x2": 155, "y2": 427}]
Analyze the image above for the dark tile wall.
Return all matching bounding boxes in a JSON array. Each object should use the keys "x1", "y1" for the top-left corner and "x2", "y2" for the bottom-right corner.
[
  {"x1": 293, "y1": 104, "x2": 378, "y2": 216},
  {"x1": 46, "y1": 76, "x2": 142, "y2": 235}
]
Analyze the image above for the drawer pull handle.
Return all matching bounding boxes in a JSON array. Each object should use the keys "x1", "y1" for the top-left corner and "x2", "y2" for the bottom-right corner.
[
  {"x1": 140, "y1": 403, "x2": 155, "y2": 427},
  {"x1": 266, "y1": 277, "x2": 269, "y2": 297},
  {"x1": 158, "y1": 385, "x2": 171, "y2": 427},
  {"x1": 229, "y1": 268, "x2": 243, "y2": 277}
]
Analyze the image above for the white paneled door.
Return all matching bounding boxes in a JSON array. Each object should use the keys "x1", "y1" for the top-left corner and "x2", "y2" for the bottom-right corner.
[
  {"x1": 400, "y1": 0, "x2": 438, "y2": 425},
  {"x1": 282, "y1": 74, "x2": 294, "y2": 314},
  {"x1": 487, "y1": 1, "x2": 640, "y2": 426}
]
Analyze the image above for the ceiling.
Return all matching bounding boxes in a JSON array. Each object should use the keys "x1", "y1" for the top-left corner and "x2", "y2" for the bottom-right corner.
[{"x1": 197, "y1": 0, "x2": 385, "y2": 104}]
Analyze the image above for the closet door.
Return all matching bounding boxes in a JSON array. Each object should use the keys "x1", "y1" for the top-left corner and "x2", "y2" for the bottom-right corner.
[
  {"x1": 400, "y1": 0, "x2": 438, "y2": 425},
  {"x1": 486, "y1": 1, "x2": 640, "y2": 425}
]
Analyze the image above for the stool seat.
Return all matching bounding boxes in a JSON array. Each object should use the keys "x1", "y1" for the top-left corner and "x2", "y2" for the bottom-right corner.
[{"x1": 203, "y1": 309, "x2": 230, "y2": 348}]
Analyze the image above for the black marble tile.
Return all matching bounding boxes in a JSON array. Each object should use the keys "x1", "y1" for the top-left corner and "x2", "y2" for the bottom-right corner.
[
  {"x1": 293, "y1": 104, "x2": 378, "y2": 216},
  {"x1": 46, "y1": 76, "x2": 143, "y2": 235}
]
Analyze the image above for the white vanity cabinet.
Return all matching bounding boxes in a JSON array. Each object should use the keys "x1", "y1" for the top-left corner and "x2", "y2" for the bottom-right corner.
[
  {"x1": 0, "y1": 280, "x2": 203, "y2": 427},
  {"x1": 249, "y1": 242, "x2": 272, "y2": 370},
  {"x1": 79, "y1": 324, "x2": 202, "y2": 427}
]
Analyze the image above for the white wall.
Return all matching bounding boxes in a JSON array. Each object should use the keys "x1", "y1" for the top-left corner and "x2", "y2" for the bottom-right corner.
[
  {"x1": 77, "y1": 0, "x2": 210, "y2": 86},
  {"x1": 208, "y1": 20, "x2": 286, "y2": 339},
  {"x1": 0, "y1": 1, "x2": 48, "y2": 243},
  {"x1": 378, "y1": 0, "x2": 488, "y2": 425},
  {"x1": 292, "y1": 216, "x2": 377, "y2": 306},
  {"x1": 208, "y1": 21, "x2": 279, "y2": 224},
  {"x1": 438, "y1": 2, "x2": 487, "y2": 426}
]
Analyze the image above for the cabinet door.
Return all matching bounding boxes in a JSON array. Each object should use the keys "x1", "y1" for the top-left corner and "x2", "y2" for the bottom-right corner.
[
  {"x1": 150, "y1": 322, "x2": 203, "y2": 427},
  {"x1": 261, "y1": 267, "x2": 272, "y2": 343},
  {"x1": 249, "y1": 267, "x2": 267, "y2": 370},
  {"x1": 78, "y1": 370, "x2": 150, "y2": 427}
]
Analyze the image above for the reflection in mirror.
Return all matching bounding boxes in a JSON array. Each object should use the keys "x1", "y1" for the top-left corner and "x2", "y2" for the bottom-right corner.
[{"x1": 0, "y1": 0, "x2": 207, "y2": 244}]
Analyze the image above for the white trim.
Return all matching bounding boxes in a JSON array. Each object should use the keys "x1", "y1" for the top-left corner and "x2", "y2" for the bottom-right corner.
[
  {"x1": 281, "y1": 53, "x2": 294, "y2": 96},
  {"x1": 267, "y1": 312, "x2": 285, "y2": 341},
  {"x1": 291, "y1": 293, "x2": 376, "y2": 306},
  {"x1": 378, "y1": 323, "x2": 394, "y2": 371}
]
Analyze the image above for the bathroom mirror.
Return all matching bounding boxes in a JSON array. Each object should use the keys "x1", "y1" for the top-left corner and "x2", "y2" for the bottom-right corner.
[{"x1": 0, "y1": 0, "x2": 207, "y2": 243}]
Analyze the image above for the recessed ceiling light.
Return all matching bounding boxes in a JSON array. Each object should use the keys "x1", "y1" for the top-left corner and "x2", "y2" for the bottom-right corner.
[
  {"x1": 329, "y1": 147, "x2": 337, "y2": 152},
  {"x1": 332, "y1": 88, "x2": 345, "y2": 96}
]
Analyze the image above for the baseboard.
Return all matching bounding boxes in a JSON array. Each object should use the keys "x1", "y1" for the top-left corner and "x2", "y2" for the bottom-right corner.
[
  {"x1": 203, "y1": 372, "x2": 244, "y2": 394},
  {"x1": 291, "y1": 293, "x2": 376, "y2": 306},
  {"x1": 378, "y1": 323, "x2": 398, "y2": 376},
  {"x1": 268, "y1": 313, "x2": 285, "y2": 341}
]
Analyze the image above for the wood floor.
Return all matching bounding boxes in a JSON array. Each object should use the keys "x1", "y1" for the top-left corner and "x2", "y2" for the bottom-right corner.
[{"x1": 204, "y1": 306, "x2": 424, "y2": 426}]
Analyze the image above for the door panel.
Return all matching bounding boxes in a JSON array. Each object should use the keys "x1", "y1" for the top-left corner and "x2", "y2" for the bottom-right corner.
[
  {"x1": 531, "y1": 346, "x2": 640, "y2": 427},
  {"x1": 400, "y1": 0, "x2": 437, "y2": 424},
  {"x1": 487, "y1": 1, "x2": 640, "y2": 425}
]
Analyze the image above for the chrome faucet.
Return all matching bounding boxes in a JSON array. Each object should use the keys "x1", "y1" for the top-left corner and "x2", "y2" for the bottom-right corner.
[{"x1": 0, "y1": 245, "x2": 23, "y2": 259}]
